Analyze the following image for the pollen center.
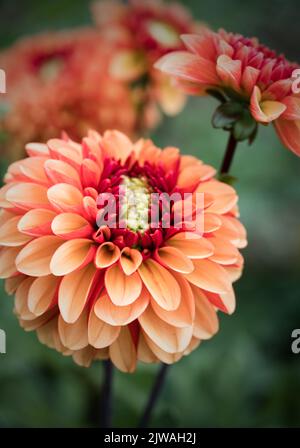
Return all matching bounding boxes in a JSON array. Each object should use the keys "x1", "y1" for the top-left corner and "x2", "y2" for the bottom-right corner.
[{"x1": 120, "y1": 176, "x2": 150, "y2": 233}]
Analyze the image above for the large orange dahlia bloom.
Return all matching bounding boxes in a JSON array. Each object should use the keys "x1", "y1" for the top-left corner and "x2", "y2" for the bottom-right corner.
[
  {"x1": 156, "y1": 28, "x2": 300, "y2": 155},
  {"x1": 0, "y1": 130, "x2": 247, "y2": 372}
]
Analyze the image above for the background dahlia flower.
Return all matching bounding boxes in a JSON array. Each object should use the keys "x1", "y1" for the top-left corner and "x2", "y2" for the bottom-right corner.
[
  {"x1": 156, "y1": 28, "x2": 300, "y2": 155},
  {"x1": 91, "y1": 0, "x2": 201, "y2": 130},
  {"x1": 0, "y1": 130, "x2": 246, "y2": 372},
  {"x1": 0, "y1": 29, "x2": 138, "y2": 161}
]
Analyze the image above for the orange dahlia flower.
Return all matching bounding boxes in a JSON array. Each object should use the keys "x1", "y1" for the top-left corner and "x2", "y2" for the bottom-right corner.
[
  {"x1": 0, "y1": 130, "x2": 247, "y2": 372},
  {"x1": 156, "y1": 29, "x2": 300, "y2": 155},
  {"x1": 92, "y1": 0, "x2": 201, "y2": 128},
  {"x1": 0, "y1": 29, "x2": 137, "y2": 160}
]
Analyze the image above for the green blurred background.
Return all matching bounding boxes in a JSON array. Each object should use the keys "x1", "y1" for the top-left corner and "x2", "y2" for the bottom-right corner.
[{"x1": 0, "y1": 0, "x2": 300, "y2": 428}]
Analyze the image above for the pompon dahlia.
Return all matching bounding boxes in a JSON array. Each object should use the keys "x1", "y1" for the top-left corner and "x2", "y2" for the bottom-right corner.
[
  {"x1": 0, "y1": 130, "x2": 247, "y2": 372},
  {"x1": 92, "y1": 0, "x2": 201, "y2": 129},
  {"x1": 0, "y1": 29, "x2": 137, "y2": 161},
  {"x1": 156, "y1": 28, "x2": 300, "y2": 155}
]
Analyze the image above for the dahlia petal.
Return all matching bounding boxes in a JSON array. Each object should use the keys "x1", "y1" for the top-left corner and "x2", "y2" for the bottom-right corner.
[
  {"x1": 50, "y1": 239, "x2": 96, "y2": 277},
  {"x1": 139, "y1": 305, "x2": 193, "y2": 354},
  {"x1": 16, "y1": 236, "x2": 62, "y2": 277},
  {"x1": 181, "y1": 32, "x2": 217, "y2": 60},
  {"x1": 265, "y1": 79, "x2": 293, "y2": 101},
  {"x1": 15, "y1": 277, "x2": 37, "y2": 321},
  {"x1": 158, "y1": 80, "x2": 187, "y2": 116},
  {"x1": 250, "y1": 86, "x2": 286, "y2": 123},
  {"x1": 5, "y1": 274, "x2": 27, "y2": 295},
  {"x1": 151, "y1": 274, "x2": 195, "y2": 328},
  {"x1": 120, "y1": 247, "x2": 143, "y2": 275},
  {"x1": 18, "y1": 209, "x2": 56, "y2": 237},
  {"x1": 109, "y1": 326, "x2": 136, "y2": 373},
  {"x1": 281, "y1": 96, "x2": 300, "y2": 120},
  {"x1": 94, "y1": 289, "x2": 149, "y2": 326},
  {"x1": 88, "y1": 301, "x2": 120, "y2": 350},
  {"x1": 44, "y1": 159, "x2": 82, "y2": 190},
  {"x1": 7, "y1": 157, "x2": 49, "y2": 185},
  {"x1": 105, "y1": 264, "x2": 142, "y2": 306},
  {"x1": 21, "y1": 307, "x2": 58, "y2": 333},
  {"x1": 137, "y1": 332, "x2": 159, "y2": 364},
  {"x1": 196, "y1": 180, "x2": 238, "y2": 214},
  {"x1": 274, "y1": 119, "x2": 300, "y2": 156},
  {"x1": 216, "y1": 55, "x2": 242, "y2": 91},
  {"x1": 185, "y1": 259, "x2": 231, "y2": 294},
  {"x1": 143, "y1": 332, "x2": 183, "y2": 364},
  {"x1": 155, "y1": 51, "x2": 219, "y2": 86},
  {"x1": 183, "y1": 337, "x2": 201, "y2": 356},
  {"x1": 209, "y1": 235, "x2": 239, "y2": 265},
  {"x1": 156, "y1": 246, "x2": 194, "y2": 274},
  {"x1": 138, "y1": 259, "x2": 181, "y2": 311},
  {"x1": 241, "y1": 66, "x2": 260, "y2": 94},
  {"x1": 95, "y1": 242, "x2": 120, "y2": 268},
  {"x1": 51, "y1": 213, "x2": 93, "y2": 239},
  {"x1": 192, "y1": 286, "x2": 219, "y2": 339},
  {"x1": 217, "y1": 215, "x2": 248, "y2": 248},
  {"x1": 177, "y1": 164, "x2": 214, "y2": 191},
  {"x1": 0, "y1": 215, "x2": 32, "y2": 246},
  {"x1": 47, "y1": 183, "x2": 83, "y2": 213},
  {"x1": 6, "y1": 183, "x2": 50, "y2": 211},
  {"x1": 166, "y1": 232, "x2": 214, "y2": 259},
  {"x1": 58, "y1": 310, "x2": 89, "y2": 351},
  {"x1": 81, "y1": 158, "x2": 101, "y2": 189},
  {"x1": 0, "y1": 247, "x2": 21, "y2": 278},
  {"x1": 58, "y1": 263, "x2": 97, "y2": 323},
  {"x1": 25, "y1": 142, "x2": 49, "y2": 157},
  {"x1": 205, "y1": 286, "x2": 236, "y2": 314},
  {"x1": 28, "y1": 275, "x2": 59, "y2": 317},
  {"x1": 72, "y1": 347, "x2": 101, "y2": 368},
  {"x1": 203, "y1": 213, "x2": 222, "y2": 233},
  {"x1": 102, "y1": 130, "x2": 133, "y2": 163},
  {"x1": 48, "y1": 139, "x2": 82, "y2": 170}
]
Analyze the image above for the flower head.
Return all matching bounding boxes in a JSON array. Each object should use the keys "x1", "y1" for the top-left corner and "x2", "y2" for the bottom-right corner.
[
  {"x1": 92, "y1": 0, "x2": 201, "y2": 130},
  {"x1": 156, "y1": 28, "x2": 300, "y2": 155},
  {"x1": 0, "y1": 130, "x2": 246, "y2": 372}
]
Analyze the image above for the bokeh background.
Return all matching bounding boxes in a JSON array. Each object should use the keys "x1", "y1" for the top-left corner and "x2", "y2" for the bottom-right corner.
[{"x1": 0, "y1": 0, "x2": 300, "y2": 428}]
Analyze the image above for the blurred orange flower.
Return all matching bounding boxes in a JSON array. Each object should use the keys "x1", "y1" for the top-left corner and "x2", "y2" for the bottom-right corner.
[
  {"x1": 156, "y1": 28, "x2": 300, "y2": 154},
  {"x1": 0, "y1": 130, "x2": 246, "y2": 372}
]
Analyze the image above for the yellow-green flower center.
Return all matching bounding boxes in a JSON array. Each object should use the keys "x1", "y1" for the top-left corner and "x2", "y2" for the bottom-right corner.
[{"x1": 121, "y1": 176, "x2": 151, "y2": 233}]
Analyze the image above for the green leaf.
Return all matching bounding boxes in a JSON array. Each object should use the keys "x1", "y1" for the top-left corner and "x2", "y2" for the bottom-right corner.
[
  {"x1": 233, "y1": 110, "x2": 258, "y2": 142},
  {"x1": 212, "y1": 102, "x2": 243, "y2": 129}
]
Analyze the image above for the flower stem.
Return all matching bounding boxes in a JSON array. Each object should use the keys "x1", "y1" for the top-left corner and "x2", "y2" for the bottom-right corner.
[
  {"x1": 220, "y1": 132, "x2": 238, "y2": 175},
  {"x1": 138, "y1": 363, "x2": 169, "y2": 428},
  {"x1": 100, "y1": 360, "x2": 114, "y2": 428}
]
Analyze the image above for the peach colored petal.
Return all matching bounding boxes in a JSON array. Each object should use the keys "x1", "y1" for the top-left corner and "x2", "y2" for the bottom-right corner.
[
  {"x1": 109, "y1": 326, "x2": 136, "y2": 373},
  {"x1": 50, "y1": 238, "x2": 95, "y2": 276},
  {"x1": 205, "y1": 286, "x2": 236, "y2": 315},
  {"x1": 0, "y1": 215, "x2": 32, "y2": 246},
  {"x1": 137, "y1": 331, "x2": 159, "y2": 364},
  {"x1": 14, "y1": 277, "x2": 36, "y2": 321},
  {"x1": 209, "y1": 235, "x2": 239, "y2": 265},
  {"x1": 139, "y1": 305, "x2": 192, "y2": 354},
  {"x1": 281, "y1": 96, "x2": 300, "y2": 120},
  {"x1": 155, "y1": 51, "x2": 219, "y2": 85},
  {"x1": 196, "y1": 180, "x2": 238, "y2": 214},
  {"x1": 250, "y1": 86, "x2": 286, "y2": 123},
  {"x1": 102, "y1": 130, "x2": 133, "y2": 163},
  {"x1": 21, "y1": 307, "x2": 58, "y2": 333},
  {"x1": 45, "y1": 159, "x2": 82, "y2": 190},
  {"x1": 81, "y1": 158, "x2": 101, "y2": 189},
  {"x1": 18, "y1": 209, "x2": 56, "y2": 237},
  {"x1": 58, "y1": 263, "x2": 97, "y2": 323},
  {"x1": 203, "y1": 213, "x2": 222, "y2": 233},
  {"x1": 6, "y1": 183, "x2": 50, "y2": 211},
  {"x1": 120, "y1": 247, "x2": 143, "y2": 275},
  {"x1": 47, "y1": 183, "x2": 83, "y2": 213},
  {"x1": 95, "y1": 242, "x2": 120, "y2": 268},
  {"x1": 274, "y1": 119, "x2": 300, "y2": 156},
  {"x1": 48, "y1": 139, "x2": 83, "y2": 170},
  {"x1": 58, "y1": 309, "x2": 89, "y2": 350},
  {"x1": 151, "y1": 274, "x2": 195, "y2": 327},
  {"x1": 105, "y1": 264, "x2": 142, "y2": 306},
  {"x1": 142, "y1": 332, "x2": 183, "y2": 364},
  {"x1": 5, "y1": 274, "x2": 27, "y2": 295},
  {"x1": 192, "y1": 286, "x2": 219, "y2": 340},
  {"x1": 181, "y1": 33, "x2": 217, "y2": 60},
  {"x1": 184, "y1": 259, "x2": 231, "y2": 294},
  {"x1": 88, "y1": 301, "x2": 120, "y2": 349},
  {"x1": 156, "y1": 246, "x2": 194, "y2": 274},
  {"x1": 72, "y1": 346, "x2": 99, "y2": 368},
  {"x1": 241, "y1": 66, "x2": 260, "y2": 94},
  {"x1": 138, "y1": 258, "x2": 181, "y2": 311},
  {"x1": 0, "y1": 246, "x2": 21, "y2": 278},
  {"x1": 51, "y1": 213, "x2": 93, "y2": 239},
  {"x1": 94, "y1": 289, "x2": 149, "y2": 326},
  {"x1": 216, "y1": 55, "x2": 242, "y2": 91},
  {"x1": 28, "y1": 275, "x2": 59, "y2": 317},
  {"x1": 166, "y1": 232, "x2": 214, "y2": 259},
  {"x1": 25, "y1": 142, "x2": 49, "y2": 157},
  {"x1": 7, "y1": 157, "x2": 49, "y2": 186},
  {"x1": 16, "y1": 236, "x2": 62, "y2": 277}
]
